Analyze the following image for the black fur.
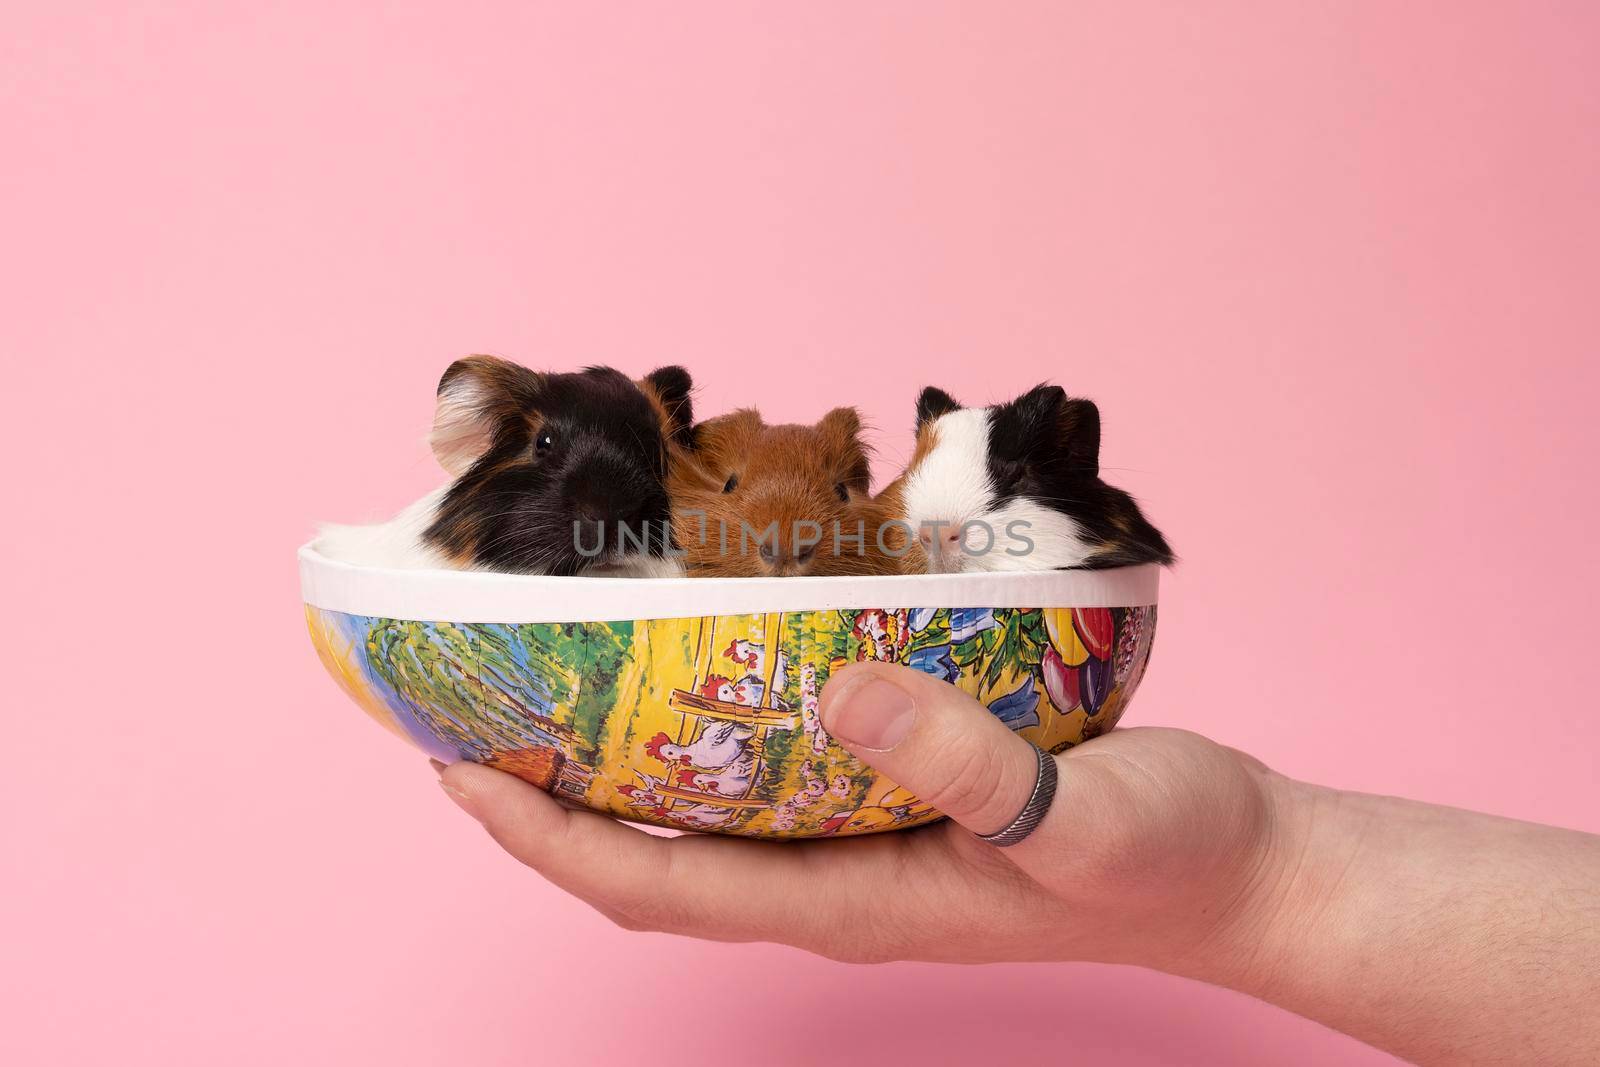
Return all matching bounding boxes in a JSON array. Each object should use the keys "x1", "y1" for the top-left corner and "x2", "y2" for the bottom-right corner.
[
  {"x1": 971, "y1": 383, "x2": 1173, "y2": 569},
  {"x1": 916, "y1": 386, "x2": 962, "y2": 431},
  {"x1": 643, "y1": 365, "x2": 696, "y2": 449},
  {"x1": 424, "y1": 362, "x2": 687, "y2": 575}
]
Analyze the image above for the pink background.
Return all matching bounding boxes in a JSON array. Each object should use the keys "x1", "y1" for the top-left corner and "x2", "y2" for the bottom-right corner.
[{"x1": 4, "y1": 3, "x2": 1597, "y2": 1064}]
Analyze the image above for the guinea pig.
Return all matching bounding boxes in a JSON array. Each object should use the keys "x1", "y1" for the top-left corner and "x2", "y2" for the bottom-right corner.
[
  {"x1": 888, "y1": 383, "x2": 1173, "y2": 573},
  {"x1": 669, "y1": 407, "x2": 901, "y2": 577},
  {"x1": 318, "y1": 356, "x2": 694, "y2": 577}
]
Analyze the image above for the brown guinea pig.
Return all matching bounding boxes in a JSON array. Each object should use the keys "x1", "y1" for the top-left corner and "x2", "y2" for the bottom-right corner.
[{"x1": 670, "y1": 408, "x2": 902, "y2": 577}]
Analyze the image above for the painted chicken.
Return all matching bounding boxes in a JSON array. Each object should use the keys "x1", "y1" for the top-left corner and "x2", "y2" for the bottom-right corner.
[
  {"x1": 615, "y1": 772, "x2": 666, "y2": 812},
  {"x1": 662, "y1": 803, "x2": 736, "y2": 830},
  {"x1": 645, "y1": 720, "x2": 755, "y2": 769},
  {"x1": 675, "y1": 751, "x2": 760, "y2": 796},
  {"x1": 722, "y1": 638, "x2": 763, "y2": 671},
  {"x1": 770, "y1": 649, "x2": 789, "y2": 697},
  {"x1": 700, "y1": 673, "x2": 766, "y2": 708}
]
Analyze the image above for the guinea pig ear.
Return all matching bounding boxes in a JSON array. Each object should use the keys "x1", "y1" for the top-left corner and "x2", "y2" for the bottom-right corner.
[
  {"x1": 819, "y1": 405, "x2": 863, "y2": 441},
  {"x1": 430, "y1": 355, "x2": 543, "y2": 476},
  {"x1": 641, "y1": 365, "x2": 695, "y2": 449},
  {"x1": 1056, "y1": 396, "x2": 1101, "y2": 477},
  {"x1": 820, "y1": 406, "x2": 873, "y2": 490},
  {"x1": 915, "y1": 387, "x2": 962, "y2": 431},
  {"x1": 1014, "y1": 383, "x2": 1101, "y2": 478}
]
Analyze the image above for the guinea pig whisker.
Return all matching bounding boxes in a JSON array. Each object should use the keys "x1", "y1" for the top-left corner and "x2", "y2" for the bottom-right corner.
[
  {"x1": 1008, "y1": 495, "x2": 1092, "y2": 510},
  {"x1": 466, "y1": 515, "x2": 572, "y2": 557}
]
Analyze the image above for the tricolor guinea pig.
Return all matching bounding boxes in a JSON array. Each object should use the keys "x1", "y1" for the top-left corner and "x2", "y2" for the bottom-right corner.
[
  {"x1": 318, "y1": 356, "x2": 694, "y2": 577},
  {"x1": 888, "y1": 383, "x2": 1173, "y2": 573},
  {"x1": 669, "y1": 408, "x2": 901, "y2": 577}
]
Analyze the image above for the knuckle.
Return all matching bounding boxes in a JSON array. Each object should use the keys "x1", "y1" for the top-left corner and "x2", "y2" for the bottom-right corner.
[
  {"x1": 599, "y1": 890, "x2": 659, "y2": 932},
  {"x1": 607, "y1": 891, "x2": 696, "y2": 936},
  {"x1": 605, "y1": 874, "x2": 698, "y2": 935},
  {"x1": 811, "y1": 914, "x2": 903, "y2": 965},
  {"x1": 602, "y1": 906, "x2": 652, "y2": 933}
]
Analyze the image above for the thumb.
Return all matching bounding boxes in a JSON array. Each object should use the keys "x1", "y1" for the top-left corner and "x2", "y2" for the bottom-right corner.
[{"x1": 819, "y1": 661, "x2": 1048, "y2": 838}]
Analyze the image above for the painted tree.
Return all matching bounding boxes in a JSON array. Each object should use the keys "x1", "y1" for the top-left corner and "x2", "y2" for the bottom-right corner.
[
  {"x1": 364, "y1": 619, "x2": 575, "y2": 760},
  {"x1": 567, "y1": 621, "x2": 632, "y2": 763}
]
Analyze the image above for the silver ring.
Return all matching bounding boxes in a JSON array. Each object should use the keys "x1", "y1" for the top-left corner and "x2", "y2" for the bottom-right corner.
[{"x1": 974, "y1": 746, "x2": 1058, "y2": 847}]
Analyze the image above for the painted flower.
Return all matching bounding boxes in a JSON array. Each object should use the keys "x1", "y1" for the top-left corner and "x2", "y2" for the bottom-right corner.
[
  {"x1": 1114, "y1": 607, "x2": 1143, "y2": 678},
  {"x1": 949, "y1": 608, "x2": 998, "y2": 643},
  {"x1": 1081, "y1": 653, "x2": 1114, "y2": 717},
  {"x1": 1040, "y1": 645, "x2": 1082, "y2": 714},
  {"x1": 905, "y1": 643, "x2": 959, "y2": 683},
  {"x1": 1042, "y1": 608, "x2": 1091, "y2": 666},
  {"x1": 1121, "y1": 606, "x2": 1157, "y2": 699},
  {"x1": 1072, "y1": 608, "x2": 1116, "y2": 662},
  {"x1": 986, "y1": 674, "x2": 1041, "y2": 732}
]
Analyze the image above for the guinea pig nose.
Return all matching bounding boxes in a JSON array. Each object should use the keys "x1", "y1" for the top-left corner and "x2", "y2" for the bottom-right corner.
[
  {"x1": 795, "y1": 542, "x2": 817, "y2": 566},
  {"x1": 758, "y1": 542, "x2": 779, "y2": 564}
]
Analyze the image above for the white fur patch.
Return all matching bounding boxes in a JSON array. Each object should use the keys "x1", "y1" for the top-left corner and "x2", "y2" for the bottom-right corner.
[
  {"x1": 317, "y1": 487, "x2": 684, "y2": 577},
  {"x1": 317, "y1": 487, "x2": 454, "y2": 570},
  {"x1": 902, "y1": 408, "x2": 994, "y2": 536},
  {"x1": 590, "y1": 555, "x2": 684, "y2": 579},
  {"x1": 900, "y1": 407, "x2": 1095, "y2": 573},
  {"x1": 965, "y1": 498, "x2": 1095, "y2": 572}
]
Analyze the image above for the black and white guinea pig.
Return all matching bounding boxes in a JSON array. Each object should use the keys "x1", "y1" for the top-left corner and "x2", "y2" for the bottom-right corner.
[
  {"x1": 887, "y1": 383, "x2": 1174, "y2": 573},
  {"x1": 318, "y1": 356, "x2": 694, "y2": 577}
]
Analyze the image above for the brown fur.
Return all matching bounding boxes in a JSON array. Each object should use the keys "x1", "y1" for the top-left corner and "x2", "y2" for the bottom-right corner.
[
  {"x1": 670, "y1": 408, "x2": 901, "y2": 577},
  {"x1": 868, "y1": 421, "x2": 940, "y2": 574},
  {"x1": 865, "y1": 469, "x2": 917, "y2": 574},
  {"x1": 903, "y1": 420, "x2": 942, "y2": 477}
]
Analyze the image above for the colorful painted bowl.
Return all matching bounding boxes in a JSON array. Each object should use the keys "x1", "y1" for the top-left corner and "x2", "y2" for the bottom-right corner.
[{"x1": 301, "y1": 542, "x2": 1159, "y2": 838}]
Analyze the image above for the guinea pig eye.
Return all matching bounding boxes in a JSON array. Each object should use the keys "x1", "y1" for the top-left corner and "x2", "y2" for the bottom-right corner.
[
  {"x1": 722, "y1": 474, "x2": 739, "y2": 493},
  {"x1": 535, "y1": 431, "x2": 554, "y2": 454},
  {"x1": 993, "y1": 459, "x2": 1023, "y2": 490},
  {"x1": 834, "y1": 482, "x2": 849, "y2": 502}
]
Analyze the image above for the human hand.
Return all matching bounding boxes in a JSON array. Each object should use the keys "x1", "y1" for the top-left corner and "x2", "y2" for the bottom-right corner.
[
  {"x1": 434, "y1": 662, "x2": 1600, "y2": 1063},
  {"x1": 436, "y1": 661, "x2": 1289, "y2": 972}
]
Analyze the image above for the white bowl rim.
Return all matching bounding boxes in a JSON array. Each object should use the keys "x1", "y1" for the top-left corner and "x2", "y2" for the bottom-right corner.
[{"x1": 299, "y1": 539, "x2": 1160, "y2": 624}]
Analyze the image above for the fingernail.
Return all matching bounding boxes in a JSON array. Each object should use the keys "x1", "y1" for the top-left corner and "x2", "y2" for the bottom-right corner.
[
  {"x1": 437, "y1": 778, "x2": 480, "y2": 820},
  {"x1": 428, "y1": 758, "x2": 447, "y2": 775},
  {"x1": 827, "y1": 677, "x2": 916, "y2": 751}
]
